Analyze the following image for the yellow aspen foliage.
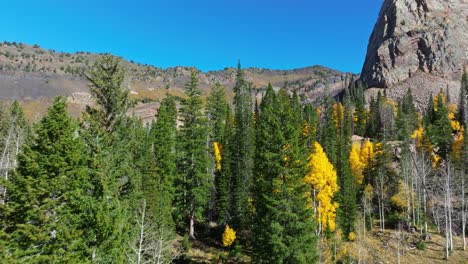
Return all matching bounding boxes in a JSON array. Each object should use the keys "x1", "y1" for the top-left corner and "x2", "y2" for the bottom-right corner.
[
  {"x1": 213, "y1": 142, "x2": 222, "y2": 171},
  {"x1": 447, "y1": 103, "x2": 462, "y2": 132},
  {"x1": 431, "y1": 153, "x2": 441, "y2": 168},
  {"x1": 451, "y1": 120, "x2": 462, "y2": 132},
  {"x1": 333, "y1": 103, "x2": 344, "y2": 128},
  {"x1": 222, "y1": 225, "x2": 236, "y2": 247},
  {"x1": 360, "y1": 140, "x2": 374, "y2": 166},
  {"x1": 305, "y1": 142, "x2": 339, "y2": 232},
  {"x1": 391, "y1": 181, "x2": 415, "y2": 210},
  {"x1": 411, "y1": 126, "x2": 425, "y2": 148},
  {"x1": 348, "y1": 231, "x2": 356, "y2": 241},
  {"x1": 349, "y1": 143, "x2": 366, "y2": 184},
  {"x1": 364, "y1": 184, "x2": 374, "y2": 201},
  {"x1": 383, "y1": 98, "x2": 398, "y2": 115},
  {"x1": 432, "y1": 93, "x2": 446, "y2": 112}
]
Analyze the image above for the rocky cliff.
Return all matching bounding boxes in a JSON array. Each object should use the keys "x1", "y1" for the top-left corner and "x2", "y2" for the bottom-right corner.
[{"x1": 360, "y1": 0, "x2": 468, "y2": 106}]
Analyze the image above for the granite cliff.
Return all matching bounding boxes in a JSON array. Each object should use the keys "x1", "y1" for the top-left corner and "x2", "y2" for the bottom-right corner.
[{"x1": 360, "y1": 0, "x2": 468, "y2": 107}]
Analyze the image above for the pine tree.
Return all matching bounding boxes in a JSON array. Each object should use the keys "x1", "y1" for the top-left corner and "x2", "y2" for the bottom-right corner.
[
  {"x1": 3, "y1": 97, "x2": 90, "y2": 262},
  {"x1": 216, "y1": 106, "x2": 234, "y2": 224},
  {"x1": 148, "y1": 96, "x2": 178, "y2": 233},
  {"x1": 81, "y1": 55, "x2": 141, "y2": 262},
  {"x1": 206, "y1": 83, "x2": 228, "y2": 224},
  {"x1": 253, "y1": 86, "x2": 317, "y2": 263},
  {"x1": 207, "y1": 82, "x2": 228, "y2": 143},
  {"x1": 318, "y1": 96, "x2": 338, "y2": 165},
  {"x1": 302, "y1": 104, "x2": 318, "y2": 149},
  {"x1": 176, "y1": 71, "x2": 211, "y2": 239},
  {"x1": 129, "y1": 95, "x2": 179, "y2": 262},
  {"x1": 85, "y1": 55, "x2": 129, "y2": 132},
  {"x1": 335, "y1": 98, "x2": 358, "y2": 239},
  {"x1": 232, "y1": 61, "x2": 255, "y2": 228},
  {"x1": 426, "y1": 93, "x2": 454, "y2": 160},
  {"x1": 350, "y1": 81, "x2": 367, "y2": 136},
  {"x1": 458, "y1": 71, "x2": 468, "y2": 127}
]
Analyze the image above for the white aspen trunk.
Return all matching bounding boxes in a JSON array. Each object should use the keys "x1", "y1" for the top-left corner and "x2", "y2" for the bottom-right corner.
[
  {"x1": 447, "y1": 164, "x2": 454, "y2": 252},
  {"x1": 0, "y1": 123, "x2": 14, "y2": 203},
  {"x1": 189, "y1": 209, "x2": 196, "y2": 239},
  {"x1": 137, "y1": 200, "x2": 146, "y2": 264},
  {"x1": 462, "y1": 172, "x2": 466, "y2": 251},
  {"x1": 445, "y1": 190, "x2": 449, "y2": 260},
  {"x1": 377, "y1": 195, "x2": 382, "y2": 231}
]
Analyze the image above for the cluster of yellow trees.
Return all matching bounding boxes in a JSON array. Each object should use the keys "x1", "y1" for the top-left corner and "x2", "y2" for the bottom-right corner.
[{"x1": 306, "y1": 142, "x2": 339, "y2": 232}]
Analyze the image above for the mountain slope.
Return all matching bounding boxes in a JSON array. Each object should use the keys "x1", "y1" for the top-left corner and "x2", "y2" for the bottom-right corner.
[{"x1": 0, "y1": 42, "x2": 354, "y2": 120}]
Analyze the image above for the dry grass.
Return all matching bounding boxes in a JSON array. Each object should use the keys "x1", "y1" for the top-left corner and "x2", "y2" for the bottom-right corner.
[{"x1": 331, "y1": 229, "x2": 468, "y2": 264}]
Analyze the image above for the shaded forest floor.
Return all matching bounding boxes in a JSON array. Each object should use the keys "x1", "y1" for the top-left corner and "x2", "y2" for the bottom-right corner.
[{"x1": 174, "y1": 226, "x2": 468, "y2": 263}]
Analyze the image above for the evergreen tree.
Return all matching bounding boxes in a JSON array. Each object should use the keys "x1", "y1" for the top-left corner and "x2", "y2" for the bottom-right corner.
[
  {"x1": 458, "y1": 71, "x2": 468, "y2": 127},
  {"x1": 253, "y1": 86, "x2": 317, "y2": 263},
  {"x1": 232, "y1": 61, "x2": 255, "y2": 228},
  {"x1": 426, "y1": 93, "x2": 453, "y2": 160},
  {"x1": 365, "y1": 96, "x2": 379, "y2": 138},
  {"x1": 206, "y1": 83, "x2": 228, "y2": 224},
  {"x1": 216, "y1": 106, "x2": 234, "y2": 224},
  {"x1": 85, "y1": 55, "x2": 129, "y2": 132},
  {"x1": 175, "y1": 71, "x2": 211, "y2": 239},
  {"x1": 350, "y1": 81, "x2": 367, "y2": 136},
  {"x1": 318, "y1": 96, "x2": 338, "y2": 165},
  {"x1": 147, "y1": 96, "x2": 178, "y2": 235},
  {"x1": 3, "y1": 97, "x2": 90, "y2": 262},
  {"x1": 335, "y1": 99, "x2": 358, "y2": 239},
  {"x1": 207, "y1": 82, "x2": 228, "y2": 143},
  {"x1": 81, "y1": 55, "x2": 141, "y2": 262},
  {"x1": 302, "y1": 103, "x2": 318, "y2": 149}
]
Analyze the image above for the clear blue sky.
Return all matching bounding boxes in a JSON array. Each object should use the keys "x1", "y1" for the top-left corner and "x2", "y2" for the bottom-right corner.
[{"x1": 1, "y1": 0, "x2": 383, "y2": 73}]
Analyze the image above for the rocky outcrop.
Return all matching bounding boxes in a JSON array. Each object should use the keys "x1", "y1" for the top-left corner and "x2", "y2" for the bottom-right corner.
[{"x1": 361, "y1": 0, "x2": 468, "y2": 104}]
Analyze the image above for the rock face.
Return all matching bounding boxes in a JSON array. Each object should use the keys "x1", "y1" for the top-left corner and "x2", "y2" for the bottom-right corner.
[{"x1": 361, "y1": 0, "x2": 468, "y2": 104}]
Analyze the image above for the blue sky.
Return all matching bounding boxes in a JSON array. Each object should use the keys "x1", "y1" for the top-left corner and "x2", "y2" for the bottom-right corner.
[{"x1": 1, "y1": 0, "x2": 383, "y2": 73}]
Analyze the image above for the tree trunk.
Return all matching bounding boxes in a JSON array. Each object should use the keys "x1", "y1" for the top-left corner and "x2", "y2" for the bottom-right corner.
[
  {"x1": 189, "y1": 211, "x2": 196, "y2": 239},
  {"x1": 462, "y1": 171, "x2": 466, "y2": 251}
]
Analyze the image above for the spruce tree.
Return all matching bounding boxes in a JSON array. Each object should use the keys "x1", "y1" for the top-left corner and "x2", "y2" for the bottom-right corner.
[
  {"x1": 336, "y1": 98, "x2": 358, "y2": 239},
  {"x1": 458, "y1": 71, "x2": 468, "y2": 127},
  {"x1": 85, "y1": 55, "x2": 129, "y2": 132},
  {"x1": 426, "y1": 93, "x2": 453, "y2": 160},
  {"x1": 232, "y1": 62, "x2": 255, "y2": 228},
  {"x1": 81, "y1": 55, "x2": 140, "y2": 262},
  {"x1": 253, "y1": 85, "x2": 317, "y2": 263},
  {"x1": 175, "y1": 71, "x2": 210, "y2": 239},
  {"x1": 206, "y1": 83, "x2": 228, "y2": 224},
  {"x1": 216, "y1": 106, "x2": 234, "y2": 224},
  {"x1": 148, "y1": 96, "x2": 178, "y2": 233},
  {"x1": 3, "y1": 97, "x2": 90, "y2": 262},
  {"x1": 318, "y1": 96, "x2": 338, "y2": 165}
]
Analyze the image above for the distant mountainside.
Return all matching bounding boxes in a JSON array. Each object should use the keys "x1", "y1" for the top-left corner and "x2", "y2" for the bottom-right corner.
[
  {"x1": 360, "y1": 0, "x2": 468, "y2": 109},
  {"x1": 0, "y1": 42, "x2": 355, "y2": 120}
]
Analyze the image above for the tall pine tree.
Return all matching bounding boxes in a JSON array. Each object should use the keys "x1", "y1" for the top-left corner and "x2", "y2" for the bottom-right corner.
[
  {"x1": 232, "y1": 62, "x2": 255, "y2": 228},
  {"x1": 176, "y1": 71, "x2": 211, "y2": 239},
  {"x1": 253, "y1": 85, "x2": 317, "y2": 263}
]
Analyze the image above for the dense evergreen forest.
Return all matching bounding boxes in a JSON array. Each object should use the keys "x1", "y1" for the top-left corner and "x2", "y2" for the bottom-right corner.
[{"x1": 0, "y1": 55, "x2": 467, "y2": 263}]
